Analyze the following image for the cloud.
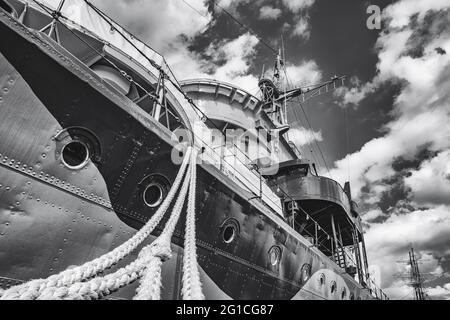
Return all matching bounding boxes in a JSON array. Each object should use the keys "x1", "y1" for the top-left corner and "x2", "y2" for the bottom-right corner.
[
  {"x1": 288, "y1": 127, "x2": 323, "y2": 148},
  {"x1": 214, "y1": 0, "x2": 252, "y2": 16},
  {"x1": 330, "y1": 110, "x2": 450, "y2": 201},
  {"x1": 282, "y1": 0, "x2": 315, "y2": 13},
  {"x1": 259, "y1": 5, "x2": 282, "y2": 20},
  {"x1": 365, "y1": 206, "x2": 450, "y2": 296},
  {"x1": 216, "y1": 0, "x2": 234, "y2": 8},
  {"x1": 165, "y1": 32, "x2": 266, "y2": 94},
  {"x1": 362, "y1": 208, "x2": 386, "y2": 223},
  {"x1": 92, "y1": 0, "x2": 262, "y2": 93},
  {"x1": 336, "y1": 4, "x2": 450, "y2": 107},
  {"x1": 210, "y1": 33, "x2": 259, "y2": 77},
  {"x1": 285, "y1": 60, "x2": 322, "y2": 87},
  {"x1": 329, "y1": 0, "x2": 450, "y2": 299},
  {"x1": 280, "y1": 1, "x2": 315, "y2": 39},
  {"x1": 329, "y1": 2, "x2": 450, "y2": 201},
  {"x1": 427, "y1": 284, "x2": 450, "y2": 300},
  {"x1": 405, "y1": 150, "x2": 450, "y2": 207},
  {"x1": 384, "y1": 0, "x2": 450, "y2": 28},
  {"x1": 291, "y1": 16, "x2": 311, "y2": 39},
  {"x1": 91, "y1": 0, "x2": 324, "y2": 98},
  {"x1": 91, "y1": 0, "x2": 211, "y2": 53}
]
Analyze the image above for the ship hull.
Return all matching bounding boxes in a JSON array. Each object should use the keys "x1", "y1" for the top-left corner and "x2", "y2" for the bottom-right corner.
[{"x1": 0, "y1": 8, "x2": 372, "y2": 300}]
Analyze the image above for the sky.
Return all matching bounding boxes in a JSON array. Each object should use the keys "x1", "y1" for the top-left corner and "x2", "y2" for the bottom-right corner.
[{"x1": 90, "y1": 0, "x2": 450, "y2": 300}]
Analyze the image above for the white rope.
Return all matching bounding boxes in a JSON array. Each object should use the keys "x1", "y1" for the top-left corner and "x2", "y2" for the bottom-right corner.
[
  {"x1": 36, "y1": 161, "x2": 193, "y2": 300},
  {"x1": 133, "y1": 147, "x2": 204, "y2": 300},
  {"x1": 181, "y1": 147, "x2": 204, "y2": 300},
  {"x1": 1, "y1": 146, "x2": 204, "y2": 300},
  {"x1": 0, "y1": 147, "x2": 192, "y2": 300},
  {"x1": 133, "y1": 153, "x2": 194, "y2": 300}
]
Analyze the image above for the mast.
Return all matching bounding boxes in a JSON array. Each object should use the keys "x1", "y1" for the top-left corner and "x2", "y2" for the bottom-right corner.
[
  {"x1": 409, "y1": 247, "x2": 426, "y2": 300},
  {"x1": 258, "y1": 53, "x2": 345, "y2": 139}
]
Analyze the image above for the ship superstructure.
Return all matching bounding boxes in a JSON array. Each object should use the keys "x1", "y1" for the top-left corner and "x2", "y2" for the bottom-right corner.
[{"x1": 0, "y1": 0, "x2": 387, "y2": 300}]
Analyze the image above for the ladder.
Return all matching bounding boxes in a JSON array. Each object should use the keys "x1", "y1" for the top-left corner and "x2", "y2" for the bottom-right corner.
[
  {"x1": 352, "y1": 228, "x2": 365, "y2": 285},
  {"x1": 334, "y1": 247, "x2": 347, "y2": 269}
]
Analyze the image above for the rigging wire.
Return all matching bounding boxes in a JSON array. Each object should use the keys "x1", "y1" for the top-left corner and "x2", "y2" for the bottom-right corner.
[
  {"x1": 399, "y1": 291, "x2": 413, "y2": 300},
  {"x1": 29, "y1": 1, "x2": 159, "y2": 101},
  {"x1": 286, "y1": 97, "x2": 322, "y2": 169},
  {"x1": 181, "y1": 0, "x2": 210, "y2": 19},
  {"x1": 345, "y1": 105, "x2": 351, "y2": 184},
  {"x1": 283, "y1": 72, "x2": 322, "y2": 169},
  {"x1": 210, "y1": 0, "x2": 278, "y2": 55},
  {"x1": 297, "y1": 99, "x2": 333, "y2": 179},
  {"x1": 283, "y1": 70, "x2": 333, "y2": 178},
  {"x1": 182, "y1": 0, "x2": 332, "y2": 177}
]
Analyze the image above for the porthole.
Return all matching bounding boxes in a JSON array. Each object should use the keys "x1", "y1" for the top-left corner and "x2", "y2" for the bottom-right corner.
[
  {"x1": 300, "y1": 263, "x2": 312, "y2": 284},
  {"x1": 341, "y1": 287, "x2": 347, "y2": 300},
  {"x1": 319, "y1": 273, "x2": 326, "y2": 286},
  {"x1": 268, "y1": 246, "x2": 282, "y2": 266},
  {"x1": 55, "y1": 127, "x2": 101, "y2": 168},
  {"x1": 143, "y1": 183, "x2": 164, "y2": 208},
  {"x1": 139, "y1": 174, "x2": 170, "y2": 210},
  {"x1": 61, "y1": 140, "x2": 90, "y2": 169},
  {"x1": 330, "y1": 281, "x2": 337, "y2": 294},
  {"x1": 220, "y1": 218, "x2": 240, "y2": 244},
  {"x1": 223, "y1": 225, "x2": 236, "y2": 243}
]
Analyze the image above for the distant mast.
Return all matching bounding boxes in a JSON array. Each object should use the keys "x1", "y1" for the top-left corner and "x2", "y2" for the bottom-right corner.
[{"x1": 409, "y1": 247, "x2": 426, "y2": 300}]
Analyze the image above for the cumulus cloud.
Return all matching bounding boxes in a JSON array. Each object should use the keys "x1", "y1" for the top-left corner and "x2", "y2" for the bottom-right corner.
[
  {"x1": 281, "y1": 0, "x2": 315, "y2": 39},
  {"x1": 91, "y1": 0, "x2": 323, "y2": 97},
  {"x1": 91, "y1": 0, "x2": 211, "y2": 53},
  {"x1": 329, "y1": 0, "x2": 450, "y2": 299},
  {"x1": 362, "y1": 208, "x2": 385, "y2": 223},
  {"x1": 282, "y1": 0, "x2": 315, "y2": 13},
  {"x1": 330, "y1": 111, "x2": 450, "y2": 201},
  {"x1": 288, "y1": 127, "x2": 323, "y2": 148},
  {"x1": 163, "y1": 33, "x2": 261, "y2": 93},
  {"x1": 337, "y1": 4, "x2": 450, "y2": 107},
  {"x1": 365, "y1": 206, "x2": 450, "y2": 297},
  {"x1": 259, "y1": 5, "x2": 282, "y2": 20},
  {"x1": 214, "y1": 0, "x2": 252, "y2": 16},
  {"x1": 427, "y1": 284, "x2": 450, "y2": 300},
  {"x1": 91, "y1": 0, "x2": 262, "y2": 92},
  {"x1": 384, "y1": 0, "x2": 450, "y2": 28},
  {"x1": 330, "y1": 2, "x2": 450, "y2": 201},
  {"x1": 291, "y1": 16, "x2": 311, "y2": 39},
  {"x1": 285, "y1": 60, "x2": 322, "y2": 87},
  {"x1": 208, "y1": 33, "x2": 261, "y2": 91},
  {"x1": 405, "y1": 150, "x2": 450, "y2": 207}
]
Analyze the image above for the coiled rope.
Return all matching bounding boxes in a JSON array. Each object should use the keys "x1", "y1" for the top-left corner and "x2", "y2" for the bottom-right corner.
[{"x1": 0, "y1": 146, "x2": 204, "y2": 300}]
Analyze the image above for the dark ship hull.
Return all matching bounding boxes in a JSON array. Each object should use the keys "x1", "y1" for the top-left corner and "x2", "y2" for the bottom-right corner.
[{"x1": 0, "y1": 1, "x2": 383, "y2": 300}]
